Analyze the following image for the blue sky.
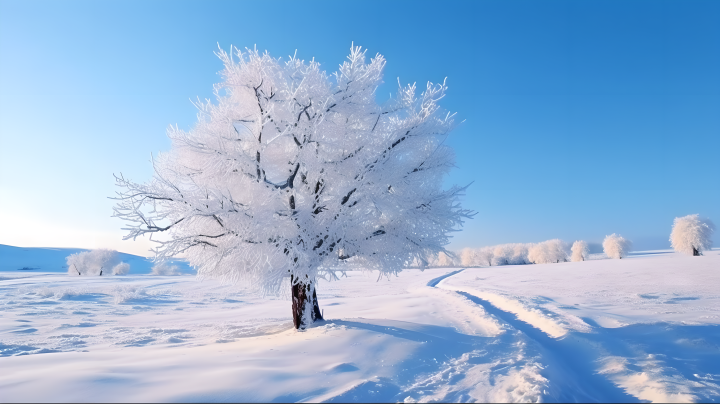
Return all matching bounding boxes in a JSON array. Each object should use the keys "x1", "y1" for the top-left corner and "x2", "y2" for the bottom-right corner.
[{"x1": 1, "y1": 0, "x2": 718, "y2": 255}]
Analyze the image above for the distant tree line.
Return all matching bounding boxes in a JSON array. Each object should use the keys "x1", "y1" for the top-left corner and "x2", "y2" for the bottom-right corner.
[{"x1": 427, "y1": 214, "x2": 715, "y2": 267}]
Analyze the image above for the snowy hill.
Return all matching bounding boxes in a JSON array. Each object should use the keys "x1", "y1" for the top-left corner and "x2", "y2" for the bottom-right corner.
[
  {"x1": 0, "y1": 249, "x2": 718, "y2": 402},
  {"x1": 0, "y1": 244, "x2": 194, "y2": 275}
]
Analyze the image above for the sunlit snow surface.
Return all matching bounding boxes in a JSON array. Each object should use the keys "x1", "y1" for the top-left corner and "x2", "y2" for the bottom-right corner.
[{"x1": 1, "y1": 250, "x2": 719, "y2": 402}]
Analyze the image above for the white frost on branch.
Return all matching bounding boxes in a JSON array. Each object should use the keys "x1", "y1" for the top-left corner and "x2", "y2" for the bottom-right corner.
[
  {"x1": 670, "y1": 214, "x2": 715, "y2": 256},
  {"x1": 113, "y1": 45, "x2": 472, "y2": 294}
]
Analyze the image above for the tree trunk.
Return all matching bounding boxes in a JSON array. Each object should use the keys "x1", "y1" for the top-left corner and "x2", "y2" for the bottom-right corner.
[{"x1": 291, "y1": 276, "x2": 323, "y2": 330}]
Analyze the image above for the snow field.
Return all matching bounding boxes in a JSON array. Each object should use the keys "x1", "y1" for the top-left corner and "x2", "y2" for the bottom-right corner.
[
  {"x1": 1, "y1": 250, "x2": 719, "y2": 402},
  {"x1": 439, "y1": 250, "x2": 720, "y2": 402}
]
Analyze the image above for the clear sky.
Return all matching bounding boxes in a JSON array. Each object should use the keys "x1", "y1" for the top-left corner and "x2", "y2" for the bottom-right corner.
[{"x1": 1, "y1": 0, "x2": 718, "y2": 256}]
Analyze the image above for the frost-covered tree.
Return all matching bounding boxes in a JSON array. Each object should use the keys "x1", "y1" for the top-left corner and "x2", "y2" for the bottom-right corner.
[
  {"x1": 509, "y1": 243, "x2": 531, "y2": 265},
  {"x1": 151, "y1": 263, "x2": 182, "y2": 275},
  {"x1": 550, "y1": 239, "x2": 570, "y2": 263},
  {"x1": 460, "y1": 247, "x2": 477, "y2": 267},
  {"x1": 570, "y1": 240, "x2": 589, "y2": 262},
  {"x1": 476, "y1": 246, "x2": 495, "y2": 266},
  {"x1": 113, "y1": 45, "x2": 472, "y2": 329},
  {"x1": 66, "y1": 249, "x2": 129, "y2": 276},
  {"x1": 602, "y1": 234, "x2": 631, "y2": 259},
  {"x1": 527, "y1": 239, "x2": 568, "y2": 264},
  {"x1": 437, "y1": 251, "x2": 458, "y2": 267},
  {"x1": 460, "y1": 244, "x2": 530, "y2": 267},
  {"x1": 429, "y1": 251, "x2": 455, "y2": 267},
  {"x1": 112, "y1": 262, "x2": 130, "y2": 275},
  {"x1": 492, "y1": 244, "x2": 513, "y2": 266},
  {"x1": 670, "y1": 214, "x2": 715, "y2": 256},
  {"x1": 494, "y1": 243, "x2": 531, "y2": 266}
]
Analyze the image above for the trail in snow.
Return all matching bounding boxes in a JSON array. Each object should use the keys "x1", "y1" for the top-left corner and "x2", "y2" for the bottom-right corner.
[
  {"x1": 432, "y1": 253, "x2": 720, "y2": 403},
  {"x1": 454, "y1": 290, "x2": 635, "y2": 402},
  {"x1": 425, "y1": 269, "x2": 465, "y2": 287}
]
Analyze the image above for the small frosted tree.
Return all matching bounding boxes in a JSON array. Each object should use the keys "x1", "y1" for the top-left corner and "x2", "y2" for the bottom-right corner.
[
  {"x1": 570, "y1": 240, "x2": 589, "y2": 262},
  {"x1": 460, "y1": 247, "x2": 477, "y2": 267},
  {"x1": 430, "y1": 251, "x2": 455, "y2": 267},
  {"x1": 526, "y1": 243, "x2": 542, "y2": 264},
  {"x1": 113, "y1": 45, "x2": 472, "y2": 329},
  {"x1": 112, "y1": 262, "x2": 130, "y2": 275},
  {"x1": 476, "y1": 246, "x2": 495, "y2": 266},
  {"x1": 603, "y1": 234, "x2": 631, "y2": 259},
  {"x1": 66, "y1": 249, "x2": 129, "y2": 276},
  {"x1": 550, "y1": 239, "x2": 569, "y2": 263},
  {"x1": 489, "y1": 243, "x2": 531, "y2": 266},
  {"x1": 492, "y1": 244, "x2": 512, "y2": 266},
  {"x1": 509, "y1": 243, "x2": 531, "y2": 265},
  {"x1": 151, "y1": 263, "x2": 182, "y2": 275},
  {"x1": 527, "y1": 239, "x2": 568, "y2": 264},
  {"x1": 670, "y1": 214, "x2": 715, "y2": 256}
]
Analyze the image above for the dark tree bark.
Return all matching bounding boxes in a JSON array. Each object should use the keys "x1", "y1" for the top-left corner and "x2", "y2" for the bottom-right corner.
[{"x1": 291, "y1": 275, "x2": 323, "y2": 329}]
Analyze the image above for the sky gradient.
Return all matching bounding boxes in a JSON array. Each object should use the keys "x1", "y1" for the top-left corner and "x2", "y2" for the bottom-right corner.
[{"x1": 1, "y1": 0, "x2": 718, "y2": 256}]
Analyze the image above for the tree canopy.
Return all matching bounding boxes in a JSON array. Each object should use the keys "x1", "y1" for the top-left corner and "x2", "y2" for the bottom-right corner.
[{"x1": 113, "y1": 45, "x2": 472, "y2": 303}]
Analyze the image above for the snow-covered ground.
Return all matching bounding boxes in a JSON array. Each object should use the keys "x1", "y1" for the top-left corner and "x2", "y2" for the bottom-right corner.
[{"x1": 1, "y1": 249, "x2": 719, "y2": 402}]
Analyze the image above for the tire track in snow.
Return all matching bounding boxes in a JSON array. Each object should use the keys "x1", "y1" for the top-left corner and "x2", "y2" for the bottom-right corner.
[
  {"x1": 425, "y1": 269, "x2": 466, "y2": 288},
  {"x1": 422, "y1": 269, "x2": 504, "y2": 337},
  {"x1": 320, "y1": 270, "x2": 548, "y2": 403},
  {"x1": 455, "y1": 291, "x2": 637, "y2": 402},
  {"x1": 438, "y1": 284, "x2": 569, "y2": 338},
  {"x1": 431, "y1": 270, "x2": 720, "y2": 402},
  {"x1": 426, "y1": 269, "x2": 638, "y2": 402}
]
